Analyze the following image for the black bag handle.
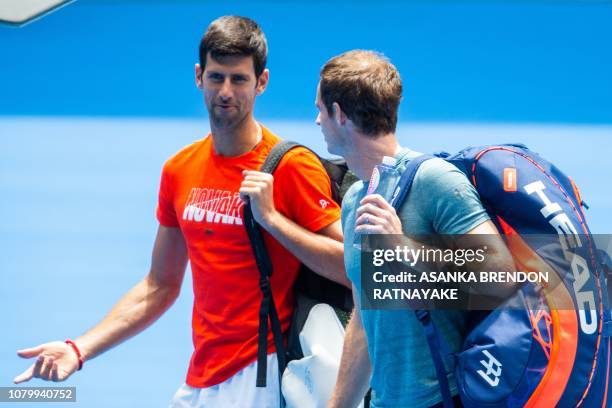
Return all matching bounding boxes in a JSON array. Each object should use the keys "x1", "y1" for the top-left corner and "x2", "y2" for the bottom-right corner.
[{"x1": 243, "y1": 141, "x2": 306, "y2": 391}]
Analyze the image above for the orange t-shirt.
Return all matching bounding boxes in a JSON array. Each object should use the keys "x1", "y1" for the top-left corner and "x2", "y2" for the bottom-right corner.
[{"x1": 156, "y1": 125, "x2": 341, "y2": 388}]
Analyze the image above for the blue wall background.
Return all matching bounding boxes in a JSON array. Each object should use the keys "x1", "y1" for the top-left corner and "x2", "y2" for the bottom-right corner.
[{"x1": 1, "y1": 0, "x2": 612, "y2": 123}]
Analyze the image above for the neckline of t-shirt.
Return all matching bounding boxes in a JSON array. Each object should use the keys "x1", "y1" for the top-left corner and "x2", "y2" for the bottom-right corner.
[
  {"x1": 395, "y1": 147, "x2": 422, "y2": 167},
  {"x1": 208, "y1": 124, "x2": 270, "y2": 162},
  {"x1": 361, "y1": 147, "x2": 421, "y2": 191}
]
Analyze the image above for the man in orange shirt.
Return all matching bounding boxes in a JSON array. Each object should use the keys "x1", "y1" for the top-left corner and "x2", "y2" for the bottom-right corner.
[{"x1": 13, "y1": 16, "x2": 347, "y2": 407}]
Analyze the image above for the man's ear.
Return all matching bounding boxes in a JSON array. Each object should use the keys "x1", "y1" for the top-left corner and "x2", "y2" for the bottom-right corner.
[
  {"x1": 195, "y1": 63, "x2": 204, "y2": 90},
  {"x1": 332, "y1": 102, "x2": 346, "y2": 126},
  {"x1": 256, "y1": 68, "x2": 269, "y2": 95}
]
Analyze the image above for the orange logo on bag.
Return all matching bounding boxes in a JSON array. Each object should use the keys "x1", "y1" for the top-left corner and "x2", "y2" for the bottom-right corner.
[{"x1": 504, "y1": 168, "x2": 517, "y2": 192}]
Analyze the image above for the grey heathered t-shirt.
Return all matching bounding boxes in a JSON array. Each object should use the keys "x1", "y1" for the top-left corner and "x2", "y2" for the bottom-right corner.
[{"x1": 342, "y1": 148, "x2": 490, "y2": 408}]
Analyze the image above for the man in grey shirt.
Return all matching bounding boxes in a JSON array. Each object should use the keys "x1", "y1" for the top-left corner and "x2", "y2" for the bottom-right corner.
[{"x1": 315, "y1": 50, "x2": 513, "y2": 407}]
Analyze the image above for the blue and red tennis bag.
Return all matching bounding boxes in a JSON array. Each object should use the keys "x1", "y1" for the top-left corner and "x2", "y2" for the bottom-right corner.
[{"x1": 393, "y1": 143, "x2": 611, "y2": 408}]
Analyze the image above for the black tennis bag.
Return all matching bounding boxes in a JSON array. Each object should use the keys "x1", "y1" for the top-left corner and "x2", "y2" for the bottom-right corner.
[{"x1": 242, "y1": 141, "x2": 358, "y2": 396}]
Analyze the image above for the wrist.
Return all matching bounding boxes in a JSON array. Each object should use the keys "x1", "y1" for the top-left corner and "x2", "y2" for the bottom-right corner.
[
  {"x1": 72, "y1": 336, "x2": 91, "y2": 362},
  {"x1": 327, "y1": 395, "x2": 341, "y2": 408},
  {"x1": 65, "y1": 339, "x2": 84, "y2": 370},
  {"x1": 260, "y1": 210, "x2": 281, "y2": 232}
]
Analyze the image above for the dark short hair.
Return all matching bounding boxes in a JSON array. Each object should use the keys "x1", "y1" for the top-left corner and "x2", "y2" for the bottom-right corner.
[
  {"x1": 199, "y1": 16, "x2": 268, "y2": 77},
  {"x1": 320, "y1": 50, "x2": 402, "y2": 136}
]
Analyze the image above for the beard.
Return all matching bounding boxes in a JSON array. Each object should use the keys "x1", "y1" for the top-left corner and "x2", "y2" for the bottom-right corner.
[
  {"x1": 323, "y1": 130, "x2": 345, "y2": 156},
  {"x1": 209, "y1": 104, "x2": 249, "y2": 130}
]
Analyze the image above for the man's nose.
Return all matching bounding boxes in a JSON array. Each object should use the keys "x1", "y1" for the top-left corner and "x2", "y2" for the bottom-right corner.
[
  {"x1": 315, "y1": 113, "x2": 321, "y2": 126},
  {"x1": 218, "y1": 79, "x2": 233, "y2": 100}
]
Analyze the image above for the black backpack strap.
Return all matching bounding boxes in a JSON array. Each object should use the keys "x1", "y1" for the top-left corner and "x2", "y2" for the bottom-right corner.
[
  {"x1": 391, "y1": 155, "x2": 455, "y2": 408},
  {"x1": 260, "y1": 140, "x2": 303, "y2": 173},
  {"x1": 244, "y1": 140, "x2": 305, "y2": 392},
  {"x1": 244, "y1": 202, "x2": 287, "y2": 389}
]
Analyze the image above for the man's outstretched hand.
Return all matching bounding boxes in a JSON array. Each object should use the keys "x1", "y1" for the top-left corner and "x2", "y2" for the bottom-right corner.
[{"x1": 14, "y1": 341, "x2": 80, "y2": 383}]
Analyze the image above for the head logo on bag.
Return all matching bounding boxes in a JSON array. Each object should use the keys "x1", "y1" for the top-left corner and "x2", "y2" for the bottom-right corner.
[{"x1": 524, "y1": 179, "x2": 598, "y2": 336}]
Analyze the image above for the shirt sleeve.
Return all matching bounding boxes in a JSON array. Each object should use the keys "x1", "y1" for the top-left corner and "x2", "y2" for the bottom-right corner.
[
  {"x1": 415, "y1": 159, "x2": 490, "y2": 234},
  {"x1": 273, "y1": 148, "x2": 341, "y2": 232},
  {"x1": 156, "y1": 162, "x2": 180, "y2": 227}
]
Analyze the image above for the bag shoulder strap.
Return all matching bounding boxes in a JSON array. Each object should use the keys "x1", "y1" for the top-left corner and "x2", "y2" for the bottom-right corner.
[
  {"x1": 244, "y1": 198, "x2": 287, "y2": 391},
  {"x1": 262, "y1": 140, "x2": 357, "y2": 204},
  {"x1": 390, "y1": 154, "x2": 434, "y2": 209},
  {"x1": 390, "y1": 154, "x2": 455, "y2": 408},
  {"x1": 261, "y1": 140, "x2": 307, "y2": 174},
  {"x1": 244, "y1": 140, "x2": 309, "y2": 398}
]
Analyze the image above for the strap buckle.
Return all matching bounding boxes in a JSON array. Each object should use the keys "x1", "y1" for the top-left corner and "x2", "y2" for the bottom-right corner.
[{"x1": 415, "y1": 309, "x2": 430, "y2": 323}]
